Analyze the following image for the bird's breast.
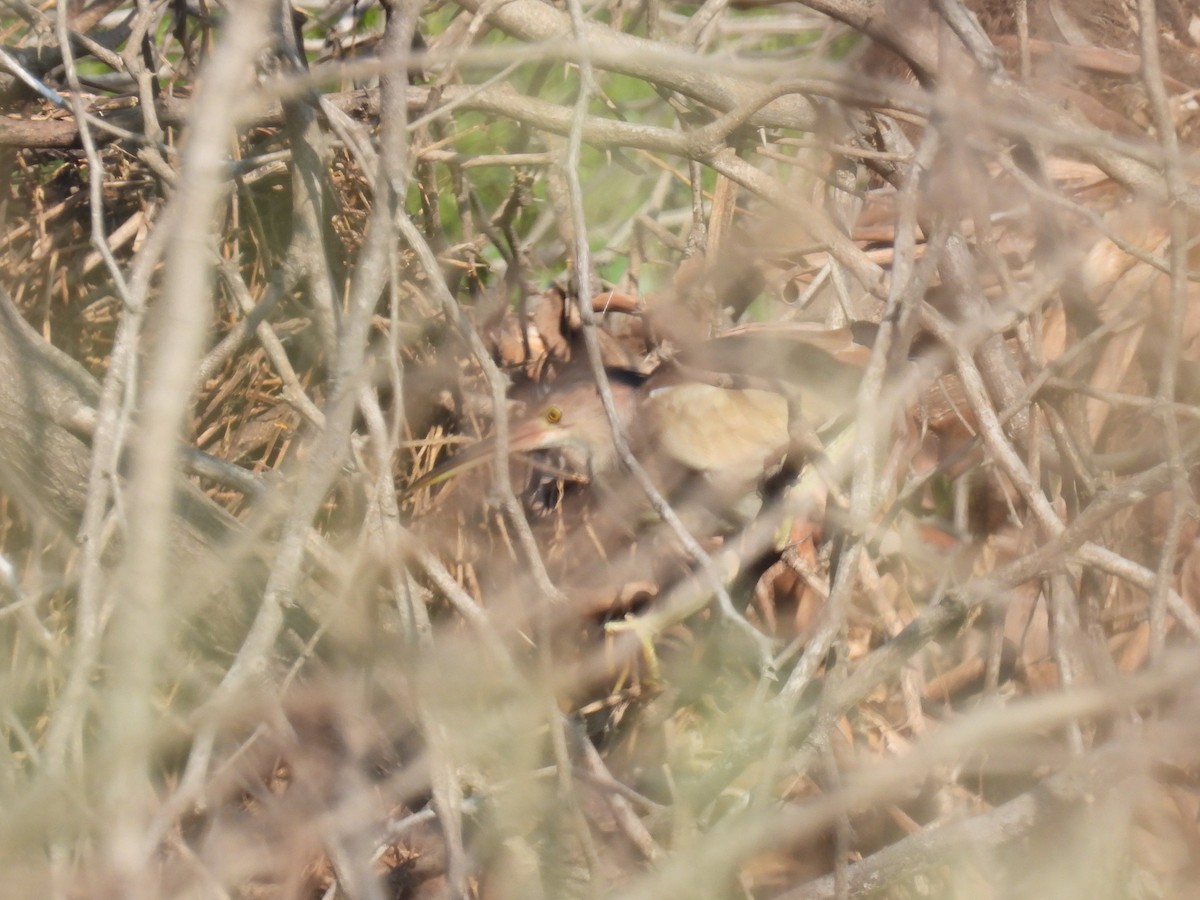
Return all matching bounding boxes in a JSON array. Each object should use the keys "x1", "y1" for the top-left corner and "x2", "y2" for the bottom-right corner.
[{"x1": 641, "y1": 384, "x2": 789, "y2": 481}]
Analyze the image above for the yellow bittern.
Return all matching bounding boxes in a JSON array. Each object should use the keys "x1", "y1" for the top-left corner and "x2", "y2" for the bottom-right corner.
[
  {"x1": 407, "y1": 370, "x2": 817, "y2": 508},
  {"x1": 408, "y1": 326, "x2": 867, "y2": 510}
]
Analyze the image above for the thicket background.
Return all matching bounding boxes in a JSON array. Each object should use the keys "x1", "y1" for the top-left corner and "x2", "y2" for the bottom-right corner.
[{"x1": 0, "y1": 0, "x2": 1199, "y2": 897}]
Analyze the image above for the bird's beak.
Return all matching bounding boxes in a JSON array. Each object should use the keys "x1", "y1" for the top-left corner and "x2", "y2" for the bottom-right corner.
[{"x1": 406, "y1": 417, "x2": 561, "y2": 496}]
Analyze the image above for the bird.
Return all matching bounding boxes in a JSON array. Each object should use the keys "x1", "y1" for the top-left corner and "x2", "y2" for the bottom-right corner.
[
  {"x1": 403, "y1": 321, "x2": 873, "y2": 501},
  {"x1": 405, "y1": 368, "x2": 840, "y2": 525},
  {"x1": 402, "y1": 331, "x2": 880, "y2": 670},
  {"x1": 406, "y1": 325, "x2": 870, "y2": 521}
]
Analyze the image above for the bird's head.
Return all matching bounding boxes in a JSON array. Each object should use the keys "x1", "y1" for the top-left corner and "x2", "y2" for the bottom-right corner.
[{"x1": 407, "y1": 374, "x2": 641, "y2": 495}]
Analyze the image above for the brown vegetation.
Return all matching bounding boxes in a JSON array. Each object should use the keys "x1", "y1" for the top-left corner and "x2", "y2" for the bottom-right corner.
[{"x1": 1, "y1": 0, "x2": 1200, "y2": 897}]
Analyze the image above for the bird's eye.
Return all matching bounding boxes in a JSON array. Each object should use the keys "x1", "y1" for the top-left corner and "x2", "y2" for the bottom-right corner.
[{"x1": 544, "y1": 405, "x2": 563, "y2": 424}]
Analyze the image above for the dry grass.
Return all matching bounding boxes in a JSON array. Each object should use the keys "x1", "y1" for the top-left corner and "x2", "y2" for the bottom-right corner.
[{"x1": 0, "y1": 0, "x2": 1198, "y2": 897}]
